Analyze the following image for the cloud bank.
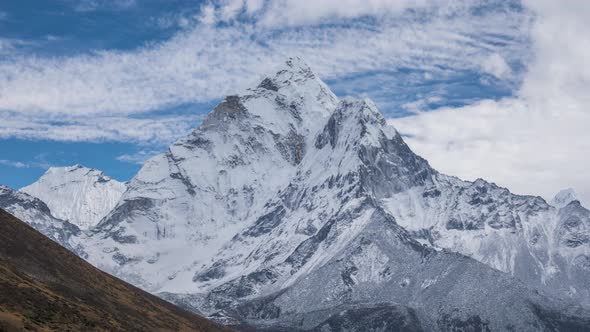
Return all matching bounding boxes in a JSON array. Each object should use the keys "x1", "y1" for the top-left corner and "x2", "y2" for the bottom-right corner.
[{"x1": 392, "y1": 0, "x2": 590, "y2": 204}]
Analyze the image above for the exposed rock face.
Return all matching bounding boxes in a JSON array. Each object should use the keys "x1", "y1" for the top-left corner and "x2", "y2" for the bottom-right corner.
[
  {"x1": 21, "y1": 165, "x2": 126, "y2": 230},
  {"x1": 6, "y1": 57, "x2": 590, "y2": 330}
]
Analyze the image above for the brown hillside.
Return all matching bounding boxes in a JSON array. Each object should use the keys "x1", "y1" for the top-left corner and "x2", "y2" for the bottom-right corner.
[{"x1": 0, "y1": 208, "x2": 232, "y2": 332}]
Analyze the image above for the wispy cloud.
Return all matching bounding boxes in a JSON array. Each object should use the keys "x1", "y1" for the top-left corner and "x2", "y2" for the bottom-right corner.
[
  {"x1": 0, "y1": 37, "x2": 41, "y2": 57},
  {"x1": 71, "y1": 0, "x2": 137, "y2": 12},
  {"x1": 0, "y1": 1, "x2": 529, "y2": 143},
  {"x1": 116, "y1": 149, "x2": 162, "y2": 164},
  {"x1": 480, "y1": 53, "x2": 512, "y2": 79},
  {"x1": 0, "y1": 159, "x2": 27, "y2": 168},
  {"x1": 0, "y1": 158, "x2": 51, "y2": 169},
  {"x1": 392, "y1": 0, "x2": 590, "y2": 206},
  {"x1": 199, "y1": 0, "x2": 498, "y2": 28},
  {"x1": 0, "y1": 111, "x2": 201, "y2": 146}
]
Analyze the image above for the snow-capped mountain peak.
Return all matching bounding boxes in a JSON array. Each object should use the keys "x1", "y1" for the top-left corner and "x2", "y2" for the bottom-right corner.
[
  {"x1": 85, "y1": 58, "x2": 340, "y2": 290},
  {"x1": 21, "y1": 165, "x2": 126, "y2": 229},
  {"x1": 551, "y1": 188, "x2": 578, "y2": 208},
  {"x1": 6, "y1": 57, "x2": 590, "y2": 330}
]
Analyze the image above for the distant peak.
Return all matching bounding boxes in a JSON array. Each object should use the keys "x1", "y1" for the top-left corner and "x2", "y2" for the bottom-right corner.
[
  {"x1": 46, "y1": 164, "x2": 84, "y2": 172},
  {"x1": 551, "y1": 188, "x2": 577, "y2": 208},
  {"x1": 20, "y1": 165, "x2": 126, "y2": 229},
  {"x1": 26, "y1": 165, "x2": 121, "y2": 189},
  {"x1": 45, "y1": 164, "x2": 102, "y2": 175}
]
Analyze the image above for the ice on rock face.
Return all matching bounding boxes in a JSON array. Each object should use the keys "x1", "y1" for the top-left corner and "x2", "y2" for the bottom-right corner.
[{"x1": 21, "y1": 164, "x2": 126, "y2": 230}]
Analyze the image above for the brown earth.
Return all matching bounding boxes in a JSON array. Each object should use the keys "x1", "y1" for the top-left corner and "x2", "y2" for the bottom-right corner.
[{"x1": 0, "y1": 208, "x2": 233, "y2": 332}]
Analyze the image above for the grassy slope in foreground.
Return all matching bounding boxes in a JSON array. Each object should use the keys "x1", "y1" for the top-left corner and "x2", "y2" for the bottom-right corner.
[{"x1": 0, "y1": 208, "x2": 232, "y2": 332}]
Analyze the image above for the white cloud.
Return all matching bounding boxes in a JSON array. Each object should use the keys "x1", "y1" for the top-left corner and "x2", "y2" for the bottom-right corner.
[
  {"x1": 73, "y1": 0, "x2": 137, "y2": 12},
  {"x1": 116, "y1": 149, "x2": 162, "y2": 164},
  {"x1": 392, "y1": 100, "x2": 590, "y2": 205},
  {"x1": 198, "y1": 4, "x2": 217, "y2": 25},
  {"x1": 245, "y1": 0, "x2": 264, "y2": 14},
  {"x1": 0, "y1": 158, "x2": 51, "y2": 169},
  {"x1": 0, "y1": 111, "x2": 201, "y2": 146},
  {"x1": 392, "y1": 0, "x2": 590, "y2": 206},
  {"x1": 480, "y1": 53, "x2": 511, "y2": 79},
  {"x1": 205, "y1": 0, "x2": 486, "y2": 27},
  {"x1": 0, "y1": 3, "x2": 527, "y2": 116},
  {"x1": 219, "y1": 0, "x2": 246, "y2": 21},
  {"x1": 0, "y1": 159, "x2": 27, "y2": 168},
  {"x1": 0, "y1": 38, "x2": 39, "y2": 57},
  {"x1": 520, "y1": 0, "x2": 590, "y2": 113}
]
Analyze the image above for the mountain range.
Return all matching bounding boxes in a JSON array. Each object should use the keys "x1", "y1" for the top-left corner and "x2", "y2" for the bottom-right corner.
[{"x1": 2, "y1": 57, "x2": 589, "y2": 331}]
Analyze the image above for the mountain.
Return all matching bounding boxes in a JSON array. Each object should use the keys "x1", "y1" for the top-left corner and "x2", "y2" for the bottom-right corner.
[
  {"x1": 61, "y1": 57, "x2": 589, "y2": 330},
  {"x1": 21, "y1": 165, "x2": 126, "y2": 230},
  {"x1": 0, "y1": 208, "x2": 232, "y2": 331},
  {"x1": 4, "y1": 57, "x2": 589, "y2": 330},
  {"x1": 86, "y1": 57, "x2": 339, "y2": 289}
]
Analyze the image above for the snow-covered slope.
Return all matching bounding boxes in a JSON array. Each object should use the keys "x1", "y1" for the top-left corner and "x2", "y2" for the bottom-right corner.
[
  {"x1": 75, "y1": 58, "x2": 589, "y2": 330},
  {"x1": 0, "y1": 185, "x2": 83, "y2": 255},
  {"x1": 21, "y1": 165, "x2": 126, "y2": 230}
]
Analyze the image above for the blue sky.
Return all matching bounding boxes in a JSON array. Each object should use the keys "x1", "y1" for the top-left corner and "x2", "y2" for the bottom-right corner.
[
  {"x1": 1, "y1": 0, "x2": 191, "y2": 54},
  {"x1": 1, "y1": 0, "x2": 589, "y2": 205}
]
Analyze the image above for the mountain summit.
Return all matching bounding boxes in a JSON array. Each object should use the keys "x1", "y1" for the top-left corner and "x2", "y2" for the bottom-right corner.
[
  {"x1": 21, "y1": 165, "x2": 126, "y2": 229},
  {"x1": 8, "y1": 57, "x2": 590, "y2": 331}
]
